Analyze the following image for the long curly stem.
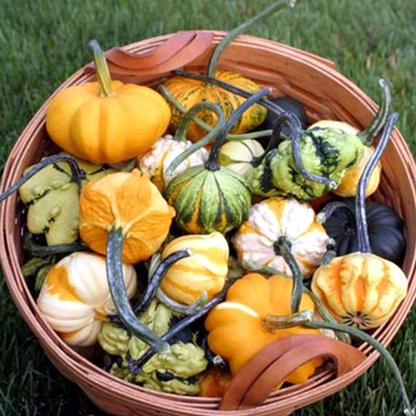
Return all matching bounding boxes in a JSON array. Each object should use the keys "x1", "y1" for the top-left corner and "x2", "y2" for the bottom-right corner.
[
  {"x1": 207, "y1": 0, "x2": 296, "y2": 77},
  {"x1": 356, "y1": 112, "x2": 398, "y2": 253}
]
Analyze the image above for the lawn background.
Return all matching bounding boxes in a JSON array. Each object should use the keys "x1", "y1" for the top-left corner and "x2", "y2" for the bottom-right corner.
[{"x1": 1, "y1": 0, "x2": 416, "y2": 415}]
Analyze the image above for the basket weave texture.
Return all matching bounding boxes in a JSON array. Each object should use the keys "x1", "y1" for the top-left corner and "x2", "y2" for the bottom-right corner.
[{"x1": 1, "y1": 32, "x2": 416, "y2": 416}]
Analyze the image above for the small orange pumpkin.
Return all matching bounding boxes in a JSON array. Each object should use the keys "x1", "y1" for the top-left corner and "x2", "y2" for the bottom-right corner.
[
  {"x1": 205, "y1": 273, "x2": 323, "y2": 383},
  {"x1": 79, "y1": 169, "x2": 175, "y2": 264},
  {"x1": 46, "y1": 40, "x2": 171, "y2": 164}
]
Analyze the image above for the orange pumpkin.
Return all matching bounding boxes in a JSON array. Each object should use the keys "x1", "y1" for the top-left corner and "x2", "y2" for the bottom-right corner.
[
  {"x1": 46, "y1": 40, "x2": 171, "y2": 164},
  {"x1": 205, "y1": 273, "x2": 323, "y2": 383},
  {"x1": 79, "y1": 169, "x2": 175, "y2": 264}
]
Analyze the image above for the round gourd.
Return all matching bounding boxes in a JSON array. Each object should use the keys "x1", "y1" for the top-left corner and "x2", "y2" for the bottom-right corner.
[
  {"x1": 46, "y1": 40, "x2": 171, "y2": 164},
  {"x1": 79, "y1": 169, "x2": 175, "y2": 264},
  {"x1": 205, "y1": 272, "x2": 323, "y2": 382},
  {"x1": 218, "y1": 139, "x2": 264, "y2": 176},
  {"x1": 160, "y1": 232, "x2": 229, "y2": 305},
  {"x1": 164, "y1": 88, "x2": 271, "y2": 235},
  {"x1": 163, "y1": 70, "x2": 267, "y2": 143},
  {"x1": 36, "y1": 251, "x2": 137, "y2": 347},
  {"x1": 232, "y1": 197, "x2": 331, "y2": 278}
]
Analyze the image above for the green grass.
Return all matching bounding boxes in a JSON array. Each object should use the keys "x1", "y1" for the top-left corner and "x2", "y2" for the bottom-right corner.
[{"x1": 1, "y1": 0, "x2": 416, "y2": 415}]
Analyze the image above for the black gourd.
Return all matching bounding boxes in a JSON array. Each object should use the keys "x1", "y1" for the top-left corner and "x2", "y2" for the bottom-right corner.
[{"x1": 320, "y1": 198, "x2": 406, "y2": 266}]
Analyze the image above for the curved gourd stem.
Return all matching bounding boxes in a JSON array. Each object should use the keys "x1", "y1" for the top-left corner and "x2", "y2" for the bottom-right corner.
[
  {"x1": 164, "y1": 100, "x2": 225, "y2": 175},
  {"x1": 156, "y1": 289, "x2": 208, "y2": 315},
  {"x1": 358, "y1": 79, "x2": 392, "y2": 146},
  {"x1": 106, "y1": 226, "x2": 169, "y2": 354},
  {"x1": 305, "y1": 319, "x2": 414, "y2": 416},
  {"x1": 158, "y1": 84, "x2": 272, "y2": 142},
  {"x1": 128, "y1": 281, "x2": 232, "y2": 375},
  {"x1": 0, "y1": 154, "x2": 84, "y2": 204},
  {"x1": 263, "y1": 309, "x2": 314, "y2": 330},
  {"x1": 207, "y1": 0, "x2": 296, "y2": 77},
  {"x1": 284, "y1": 112, "x2": 337, "y2": 188},
  {"x1": 23, "y1": 233, "x2": 88, "y2": 257},
  {"x1": 205, "y1": 87, "x2": 272, "y2": 171},
  {"x1": 130, "y1": 249, "x2": 191, "y2": 316},
  {"x1": 172, "y1": 69, "x2": 286, "y2": 117},
  {"x1": 273, "y1": 236, "x2": 303, "y2": 314},
  {"x1": 356, "y1": 112, "x2": 398, "y2": 253},
  {"x1": 88, "y1": 39, "x2": 114, "y2": 97},
  {"x1": 316, "y1": 200, "x2": 354, "y2": 224}
]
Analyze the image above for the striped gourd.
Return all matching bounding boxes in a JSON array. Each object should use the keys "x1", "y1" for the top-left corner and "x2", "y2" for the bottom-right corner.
[
  {"x1": 164, "y1": 164, "x2": 251, "y2": 234},
  {"x1": 163, "y1": 70, "x2": 267, "y2": 143}
]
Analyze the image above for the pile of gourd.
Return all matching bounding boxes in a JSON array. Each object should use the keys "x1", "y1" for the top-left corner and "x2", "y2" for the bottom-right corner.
[{"x1": 4, "y1": 1, "x2": 413, "y2": 413}]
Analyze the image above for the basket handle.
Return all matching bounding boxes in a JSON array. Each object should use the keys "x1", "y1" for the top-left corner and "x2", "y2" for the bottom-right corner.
[
  {"x1": 219, "y1": 334, "x2": 366, "y2": 411},
  {"x1": 84, "y1": 30, "x2": 214, "y2": 76}
]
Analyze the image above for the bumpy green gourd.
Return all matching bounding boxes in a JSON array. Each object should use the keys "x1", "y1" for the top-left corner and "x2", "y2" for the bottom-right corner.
[
  {"x1": 247, "y1": 127, "x2": 364, "y2": 201},
  {"x1": 18, "y1": 154, "x2": 116, "y2": 245},
  {"x1": 98, "y1": 299, "x2": 208, "y2": 395}
]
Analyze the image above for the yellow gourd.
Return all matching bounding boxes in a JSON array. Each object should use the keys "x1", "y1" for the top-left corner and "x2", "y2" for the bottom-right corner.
[{"x1": 160, "y1": 232, "x2": 229, "y2": 305}]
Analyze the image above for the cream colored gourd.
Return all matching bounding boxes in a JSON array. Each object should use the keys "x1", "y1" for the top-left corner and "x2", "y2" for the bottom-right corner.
[
  {"x1": 37, "y1": 252, "x2": 137, "y2": 347},
  {"x1": 138, "y1": 134, "x2": 209, "y2": 192},
  {"x1": 232, "y1": 197, "x2": 331, "y2": 278}
]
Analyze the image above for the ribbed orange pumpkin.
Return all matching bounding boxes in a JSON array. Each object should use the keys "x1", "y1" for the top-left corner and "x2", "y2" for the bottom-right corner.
[
  {"x1": 46, "y1": 40, "x2": 171, "y2": 164},
  {"x1": 311, "y1": 252, "x2": 408, "y2": 329},
  {"x1": 163, "y1": 70, "x2": 267, "y2": 143},
  {"x1": 79, "y1": 169, "x2": 175, "y2": 264}
]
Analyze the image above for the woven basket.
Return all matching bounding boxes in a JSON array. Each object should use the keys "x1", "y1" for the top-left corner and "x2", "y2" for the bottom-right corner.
[{"x1": 1, "y1": 32, "x2": 416, "y2": 416}]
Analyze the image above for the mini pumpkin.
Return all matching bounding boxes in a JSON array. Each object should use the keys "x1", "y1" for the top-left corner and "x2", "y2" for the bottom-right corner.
[
  {"x1": 232, "y1": 197, "x2": 331, "y2": 278},
  {"x1": 46, "y1": 40, "x2": 171, "y2": 164},
  {"x1": 79, "y1": 169, "x2": 175, "y2": 264},
  {"x1": 37, "y1": 251, "x2": 137, "y2": 347},
  {"x1": 205, "y1": 272, "x2": 323, "y2": 382}
]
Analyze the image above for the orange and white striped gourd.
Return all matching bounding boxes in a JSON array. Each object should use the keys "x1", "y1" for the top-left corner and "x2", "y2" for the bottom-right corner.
[{"x1": 37, "y1": 252, "x2": 137, "y2": 347}]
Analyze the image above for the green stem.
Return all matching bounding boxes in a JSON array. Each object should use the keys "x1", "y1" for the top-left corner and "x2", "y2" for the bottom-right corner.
[
  {"x1": 130, "y1": 249, "x2": 191, "y2": 316},
  {"x1": 165, "y1": 101, "x2": 225, "y2": 175},
  {"x1": 0, "y1": 154, "x2": 84, "y2": 204},
  {"x1": 357, "y1": 78, "x2": 392, "y2": 146},
  {"x1": 263, "y1": 309, "x2": 314, "y2": 330},
  {"x1": 106, "y1": 226, "x2": 169, "y2": 353},
  {"x1": 23, "y1": 233, "x2": 88, "y2": 257},
  {"x1": 205, "y1": 87, "x2": 272, "y2": 171},
  {"x1": 158, "y1": 84, "x2": 272, "y2": 142},
  {"x1": 356, "y1": 112, "x2": 398, "y2": 253},
  {"x1": 128, "y1": 280, "x2": 232, "y2": 375},
  {"x1": 273, "y1": 236, "x2": 303, "y2": 314},
  {"x1": 172, "y1": 69, "x2": 286, "y2": 117},
  {"x1": 207, "y1": 0, "x2": 296, "y2": 77},
  {"x1": 88, "y1": 39, "x2": 114, "y2": 97},
  {"x1": 156, "y1": 288, "x2": 208, "y2": 315},
  {"x1": 305, "y1": 319, "x2": 414, "y2": 416}
]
